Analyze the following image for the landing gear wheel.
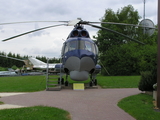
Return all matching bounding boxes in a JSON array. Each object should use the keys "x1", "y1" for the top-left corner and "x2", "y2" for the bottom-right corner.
[
  {"x1": 65, "y1": 81, "x2": 69, "y2": 86},
  {"x1": 61, "y1": 78, "x2": 64, "y2": 85},
  {"x1": 94, "y1": 79, "x2": 97, "y2": 86},
  {"x1": 89, "y1": 81, "x2": 93, "y2": 87}
]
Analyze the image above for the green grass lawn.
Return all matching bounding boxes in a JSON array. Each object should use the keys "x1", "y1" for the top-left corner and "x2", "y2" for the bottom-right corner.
[
  {"x1": 69, "y1": 75, "x2": 140, "y2": 88},
  {"x1": 0, "y1": 76, "x2": 46, "y2": 92},
  {"x1": 0, "y1": 75, "x2": 140, "y2": 92},
  {"x1": 118, "y1": 93, "x2": 160, "y2": 120},
  {"x1": 97, "y1": 75, "x2": 140, "y2": 88},
  {"x1": 0, "y1": 106, "x2": 71, "y2": 120},
  {"x1": 0, "y1": 101, "x2": 3, "y2": 105}
]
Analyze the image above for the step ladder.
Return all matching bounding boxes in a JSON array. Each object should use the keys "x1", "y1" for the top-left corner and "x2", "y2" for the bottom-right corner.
[{"x1": 46, "y1": 59, "x2": 62, "y2": 91}]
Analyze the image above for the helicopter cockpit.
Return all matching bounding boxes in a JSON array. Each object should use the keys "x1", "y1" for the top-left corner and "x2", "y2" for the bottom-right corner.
[
  {"x1": 61, "y1": 39, "x2": 98, "y2": 56},
  {"x1": 62, "y1": 25, "x2": 98, "y2": 56}
]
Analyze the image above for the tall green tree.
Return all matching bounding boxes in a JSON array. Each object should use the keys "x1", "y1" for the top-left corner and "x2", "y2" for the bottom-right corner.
[
  {"x1": 96, "y1": 5, "x2": 141, "y2": 53},
  {"x1": 95, "y1": 5, "x2": 157, "y2": 75}
]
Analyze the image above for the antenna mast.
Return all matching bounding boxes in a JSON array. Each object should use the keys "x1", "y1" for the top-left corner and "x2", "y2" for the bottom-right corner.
[
  {"x1": 143, "y1": 0, "x2": 146, "y2": 20},
  {"x1": 143, "y1": 0, "x2": 146, "y2": 34}
]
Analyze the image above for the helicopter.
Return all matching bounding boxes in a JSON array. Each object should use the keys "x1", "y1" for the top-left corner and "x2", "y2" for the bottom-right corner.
[
  {"x1": 54, "y1": 24, "x2": 101, "y2": 86},
  {"x1": 1, "y1": 18, "x2": 155, "y2": 87}
]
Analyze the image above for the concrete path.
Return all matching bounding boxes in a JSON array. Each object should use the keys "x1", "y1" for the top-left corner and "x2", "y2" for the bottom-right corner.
[
  {"x1": 0, "y1": 88, "x2": 140, "y2": 120},
  {"x1": 0, "y1": 93, "x2": 27, "y2": 97},
  {"x1": 0, "y1": 93, "x2": 27, "y2": 110}
]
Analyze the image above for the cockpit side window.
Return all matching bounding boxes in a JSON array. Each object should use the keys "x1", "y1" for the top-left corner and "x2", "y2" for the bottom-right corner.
[
  {"x1": 95, "y1": 44, "x2": 99, "y2": 55},
  {"x1": 91, "y1": 43, "x2": 96, "y2": 54},
  {"x1": 61, "y1": 43, "x2": 65, "y2": 56},
  {"x1": 85, "y1": 41, "x2": 92, "y2": 51},
  {"x1": 63, "y1": 43, "x2": 69, "y2": 54}
]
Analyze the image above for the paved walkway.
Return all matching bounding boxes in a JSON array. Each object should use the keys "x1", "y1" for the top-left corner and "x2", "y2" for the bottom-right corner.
[{"x1": 0, "y1": 88, "x2": 140, "y2": 120}]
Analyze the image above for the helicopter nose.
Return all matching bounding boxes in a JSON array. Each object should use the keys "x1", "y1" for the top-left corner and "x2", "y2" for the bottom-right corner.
[
  {"x1": 64, "y1": 56, "x2": 95, "y2": 72},
  {"x1": 64, "y1": 56, "x2": 95, "y2": 81},
  {"x1": 70, "y1": 71, "x2": 88, "y2": 81}
]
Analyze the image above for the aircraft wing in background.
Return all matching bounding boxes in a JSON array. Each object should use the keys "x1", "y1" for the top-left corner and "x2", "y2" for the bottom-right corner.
[
  {"x1": 0, "y1": 71, "x2": 17, "y2": 76},
  {"x1": 28, "y1": 57, "x2": 58, "y2": 69}
]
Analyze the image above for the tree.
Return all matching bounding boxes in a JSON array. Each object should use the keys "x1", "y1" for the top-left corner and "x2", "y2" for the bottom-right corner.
[
  {"x1": 100, "y1": 43, "x2": 157, "y2": 75},
  {"x1": 95, "y1": 5, "x2": 157, "y2": 75},
  {"x1": 96, "y1": 5, "x2": 141, "y2": 53}
]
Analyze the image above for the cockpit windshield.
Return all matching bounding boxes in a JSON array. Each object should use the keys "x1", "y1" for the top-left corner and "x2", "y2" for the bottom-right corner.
[
  {"x1": 79, "y1": 41, "x2": 95, "y2": 53},
  {"x1": 69, "y1": 41, "x2": 78, "y2": 51},
  {"x1": 62, "y1": 40, "x2": 98, "y2": 55}
]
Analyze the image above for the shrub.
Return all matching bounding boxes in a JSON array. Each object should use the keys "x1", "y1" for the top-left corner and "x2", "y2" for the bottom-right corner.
[
  {"x1": 138, "y1": 71, "x2": 157, "y2": 91},
  {"x1": 153, "y1": 83, "x2": 157, "y2": 90},
  {"x1": 11, "y1": 65, "x2": 18, "y2": 70},
  {"x1": 0, "y1": 67, "x2": 7, "y2": 71}
]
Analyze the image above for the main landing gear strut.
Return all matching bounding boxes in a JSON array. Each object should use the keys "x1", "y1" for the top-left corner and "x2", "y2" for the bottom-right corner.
[
  {"x1": 58, "y1": 75, "x2": 69, "y2": 86},
  {"x1": 89, "y1": 74, "x2": 97, "y2": 87}
]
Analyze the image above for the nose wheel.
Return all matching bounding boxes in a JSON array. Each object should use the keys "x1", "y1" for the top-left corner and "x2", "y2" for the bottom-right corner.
[
  {"x1": 65, "y1": 81, "x2": 69, "y2": 86},
  {"x1": 89, "y1": 81, "x2": 93, "y2": 87}
]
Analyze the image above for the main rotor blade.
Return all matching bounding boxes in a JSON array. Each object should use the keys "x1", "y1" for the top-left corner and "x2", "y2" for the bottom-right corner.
[
  {"x1": 0, "y1": 19, "x2": 80, "y2": 26},
  {"x1": 87, "y1": 23, "x2": 145, "y2": 45},
  {"x1": 67, "y1": 19, "x2": 81, "y2": 26},
  {"x1": 0, "y1": 21, "x2": 69, "y2": 25},
  {"x1": 0, "y1": 54, "x2": 24, "y2": 62},
  {"x1": 2, "y1": 24, "x2": 67, "y2": 42},
  {"x1": 89, "y1": 21, "x2": 157, "y2": 30}
]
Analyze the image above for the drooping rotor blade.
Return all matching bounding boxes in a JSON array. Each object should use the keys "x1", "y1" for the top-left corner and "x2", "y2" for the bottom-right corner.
[
  {"x1": 0, "y1": 54, "x2": 24, "y2": 62},
  {"x1": 87, "y1": 23, "x2": 145, "y2": 45},
  {"x1": 2, "y1": 24, "x2": 67, "y2": 42},
  {"x1": 0, "y1": 21, "x2": 69, "y2": 25},
  {"x1": 88, "y1": 21, "x2": 157, "y2": 30},
  {"x1": 0, "y1": 19, "x2": 81, "y2": 26}
]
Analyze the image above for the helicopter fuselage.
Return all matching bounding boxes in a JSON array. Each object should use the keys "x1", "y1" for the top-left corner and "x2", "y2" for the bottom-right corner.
[{"x1": 56, "y1": 25, "x2": 101, "y2": 81}]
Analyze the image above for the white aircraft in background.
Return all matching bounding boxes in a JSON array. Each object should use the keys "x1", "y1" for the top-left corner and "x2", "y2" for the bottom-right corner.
[
  {"x1": 0, "y1": 55, "x2": 57, "y2": 70},
  {"x1": 28, "y1": 57, "x2": 57, "y2": 69},
  {"x1": 0, "y1": 71, "x2": 17, "y2": 76},
  {"x1": 0, "y1": 68, "x2": 17, "y2": 76}
]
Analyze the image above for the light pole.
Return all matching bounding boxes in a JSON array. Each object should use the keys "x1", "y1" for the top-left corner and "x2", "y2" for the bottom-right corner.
[
  {"x1": 157, "y1": 0, "x2": 160, "y2": 108},
  {"x1": 143, "y1": 0, "x2": 146, "y2": 20}
]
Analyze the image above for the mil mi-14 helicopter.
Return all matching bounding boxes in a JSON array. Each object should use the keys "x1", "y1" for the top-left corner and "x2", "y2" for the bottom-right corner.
[{"x1": 0, "y1": 18, "x2": 155, "y2": 88}]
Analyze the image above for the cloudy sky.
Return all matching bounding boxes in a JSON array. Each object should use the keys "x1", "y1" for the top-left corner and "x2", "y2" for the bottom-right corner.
[{"x1": 0, "y1": 0, "x2": 158, "y2": 58}]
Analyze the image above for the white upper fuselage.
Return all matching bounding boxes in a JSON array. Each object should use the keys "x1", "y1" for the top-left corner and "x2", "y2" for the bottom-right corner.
[{"x1": 28, "y1": 57, "x2": 57, "y2": 69}]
